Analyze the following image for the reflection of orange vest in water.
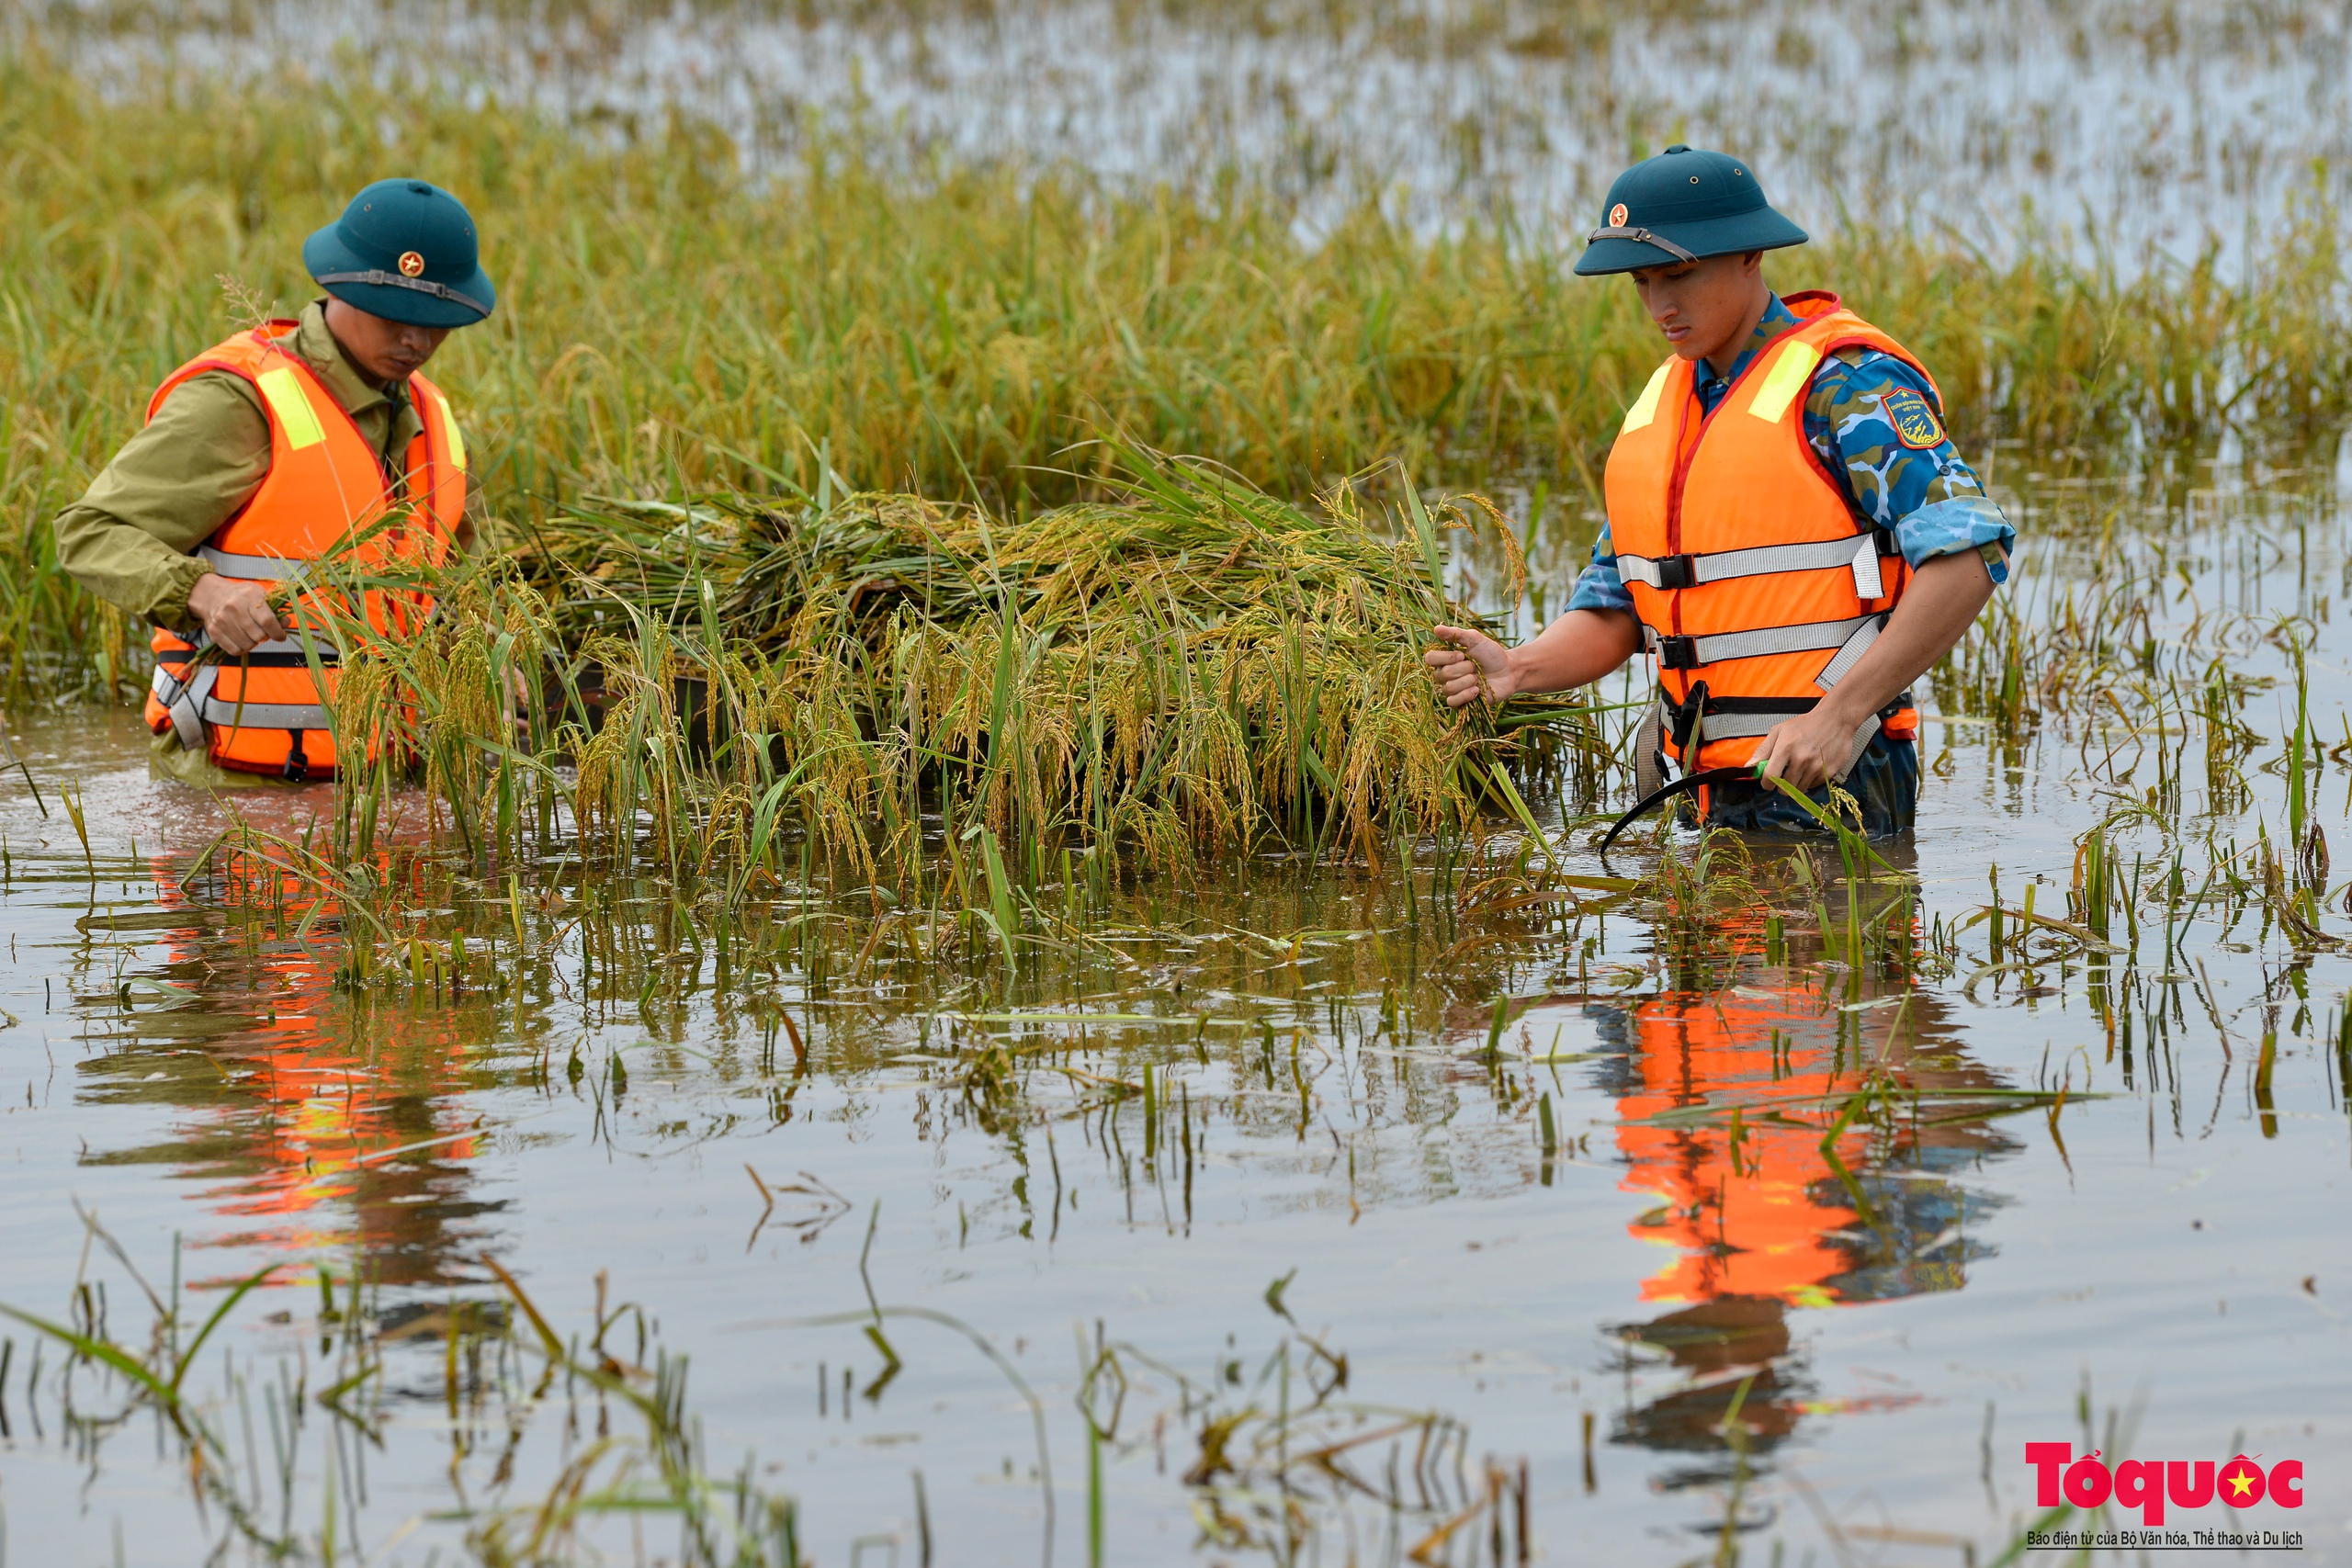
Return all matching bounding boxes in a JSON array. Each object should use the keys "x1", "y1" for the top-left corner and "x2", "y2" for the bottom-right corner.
[
  {"x1": 1603, "y1": 293, "x2": 1927, "y2": 774},
  {"x1": 147, "y1": 853, "x2": 481, "y2": 1262},
  {"x1": 1614, "y1": 985, "x2": 1871, "y2": 1306},
  {"x1": 141, "y1": 323, "x2": 466, "y2": 781}
]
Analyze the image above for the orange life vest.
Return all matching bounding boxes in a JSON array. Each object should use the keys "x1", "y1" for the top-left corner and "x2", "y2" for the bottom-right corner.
[
  {"x1": 1602, "y1": 292, "x2": 1927, "y2": 777},
  {"x1": 141, "y1": 322, "x2": 466, "y2": 780}
]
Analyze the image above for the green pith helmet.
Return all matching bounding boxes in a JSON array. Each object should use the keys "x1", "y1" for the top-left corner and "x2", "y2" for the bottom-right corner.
[
  {"x1": 302, "y1": 179, "x2": 497, "y2": 329},
  {"x1": 1573, "y1": 146, "x2": 1809, "y2": 276}
]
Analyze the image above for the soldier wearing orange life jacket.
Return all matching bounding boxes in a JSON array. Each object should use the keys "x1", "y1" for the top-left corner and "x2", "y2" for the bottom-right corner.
[
  {"x1": 1426, "y1": 149, "x2": 2016, "y2": 834},
  {"x1": 56, "y1": 179, "x2": 495, "y2": 787}
]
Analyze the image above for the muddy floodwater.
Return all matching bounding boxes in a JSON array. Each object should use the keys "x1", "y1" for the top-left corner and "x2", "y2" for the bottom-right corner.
[{"x1": 1, "y1": 458, "x2": 2349, "y2": 1565}]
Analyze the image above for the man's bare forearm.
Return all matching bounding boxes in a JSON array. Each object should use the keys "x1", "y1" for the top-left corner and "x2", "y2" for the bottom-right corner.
[
  {"x1": 1506, "y1": 608, "x2": 1644, "y2": 694},
  {"x1": 1815, "y1": 552, "x2": 1996, "y2": 726}
]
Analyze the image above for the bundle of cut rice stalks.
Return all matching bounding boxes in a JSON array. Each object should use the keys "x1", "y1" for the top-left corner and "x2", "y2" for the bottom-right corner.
[{"x1": 476, "y1": 447, "x2": 1612, "y2": 874}]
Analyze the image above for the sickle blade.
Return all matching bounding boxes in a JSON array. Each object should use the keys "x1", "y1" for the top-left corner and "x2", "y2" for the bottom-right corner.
[{"x1": 1596, "y1": 767, "x2": 1758, "y2": 855}]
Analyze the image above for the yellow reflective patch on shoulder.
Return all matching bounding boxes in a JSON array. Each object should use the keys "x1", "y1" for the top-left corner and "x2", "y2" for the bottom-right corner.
[
  {"x1": 254, "y1": 367, "x2": 326, "y2": 451},
  {"x1": 436, "y1": 396, "x2": 467, "y2": 472},
  {"x1": 1620, "y1": 361, "x2": 1674, "y2": 434},
  {"x1": 1747, "y1": 340, "x2": 1824, "y2": 423}
]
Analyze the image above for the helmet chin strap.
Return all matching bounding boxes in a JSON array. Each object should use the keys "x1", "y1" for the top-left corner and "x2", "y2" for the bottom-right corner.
[
  {"x1": 314, "y1": 269, "x2": 491, "y2": 318},
  {"x1": 1584, "y1": 225, "x2": 1698, "y2": 262}
]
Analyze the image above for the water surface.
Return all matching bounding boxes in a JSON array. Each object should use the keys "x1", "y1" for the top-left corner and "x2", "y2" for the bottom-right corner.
[{"x1": 4, "y1": 455, "x2": 2351, "y2": 1563}]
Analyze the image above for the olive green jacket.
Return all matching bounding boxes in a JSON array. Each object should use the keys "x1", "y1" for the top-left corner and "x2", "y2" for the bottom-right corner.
[
  {"x1": 54, "y1": 301, "x2": 456, "y2": 788},
  {"x1": 55, "y1": 301, "x2": 430, "y2": 637}
]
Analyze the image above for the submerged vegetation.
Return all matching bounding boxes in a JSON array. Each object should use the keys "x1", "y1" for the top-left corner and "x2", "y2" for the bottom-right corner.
[
  {"x1": 0, "y1": 1213, "x2": 815, "y2": 1567},
  {"x1": 3, "y1": 1128, "x2": 1541, "y2": 1565}
]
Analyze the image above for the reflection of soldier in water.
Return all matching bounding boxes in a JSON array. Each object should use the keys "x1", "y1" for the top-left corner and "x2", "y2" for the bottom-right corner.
[
  {"x1": 79, "y1": 851, "x2": 503, "y2": 1288},
  {"x1": 1587, "y1": 963, "x2": 2018, "y2": 1472}
]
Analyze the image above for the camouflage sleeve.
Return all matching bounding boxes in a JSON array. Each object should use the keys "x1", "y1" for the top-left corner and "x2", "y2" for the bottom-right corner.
[
  {"x1": 1804, "y1": 349, "x2": 2017, "y2": 586},
  {"x1": 1564, "y1": 518, "x2": 1634, "y2": 614}
]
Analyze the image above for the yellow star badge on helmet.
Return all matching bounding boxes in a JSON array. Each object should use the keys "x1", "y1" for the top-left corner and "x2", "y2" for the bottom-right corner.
[{"x1": 1883, "y1": 387, "x2": 1946, "y2": 450}]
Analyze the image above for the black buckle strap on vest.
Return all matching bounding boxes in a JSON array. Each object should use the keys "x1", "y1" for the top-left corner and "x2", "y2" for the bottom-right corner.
[
  {"x1": 1657, "y1": 635, "x2": 1699, "y2": 671},
  {"x1": 282, "y1": 730, "x2": 310, "y2": 784},
  {"x1": 1652, "y1": 553, "x2": 1698, "y2": 590},
  {"x1": 211, "y1": 650, "x2": 334, "y2": 669},
  {"x1": 1667, "y1": 680, "x2": 1710, "y2": 753}
]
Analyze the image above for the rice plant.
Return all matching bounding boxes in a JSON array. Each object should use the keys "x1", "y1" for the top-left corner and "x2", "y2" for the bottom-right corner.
[
  {"x1": 3, "y1": 39, "x2": 2350, "y2": 696},
  {"x1": 309, "y1": 444, "x2": 1596, "y2": 891}
]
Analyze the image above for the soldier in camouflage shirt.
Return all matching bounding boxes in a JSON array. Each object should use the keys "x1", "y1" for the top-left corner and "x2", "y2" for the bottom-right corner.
[
  {"x1": 1564, "y1": 291, "x2": 2015, "y2": 832},
  {"x1": 1426, "y1": 145, "x2": 2012, "y2": 836}
]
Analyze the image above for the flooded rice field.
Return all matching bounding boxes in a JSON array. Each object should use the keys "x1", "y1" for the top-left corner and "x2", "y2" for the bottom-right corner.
[
  {"x1": 34, "y1": 0, "x2": 2352, "y2": 255},
  {"x1": 9, "y1": 2, "x2": 2352, "y2": 1562},
  {"x1": 3, "y1": 456, "x2": 2350, "y2": 1564}
]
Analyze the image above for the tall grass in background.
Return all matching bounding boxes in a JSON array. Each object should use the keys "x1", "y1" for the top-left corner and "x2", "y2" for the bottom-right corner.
[{"x1": 0, "y1": 43, "x2": 2347, "y2": 693}]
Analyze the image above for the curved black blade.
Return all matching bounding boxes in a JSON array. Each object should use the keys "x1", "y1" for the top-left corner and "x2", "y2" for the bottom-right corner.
[{"x1": 1596, "y1": 767, "x2": 1759, "y2": 855}]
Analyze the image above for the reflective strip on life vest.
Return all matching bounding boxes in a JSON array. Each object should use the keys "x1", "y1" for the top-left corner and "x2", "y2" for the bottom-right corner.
[
  {"x1": 1620, "y1": 362, "x2": 1675, "y2": 434},
  {"x1": 1850, "y1": 541, "x2": 1885, "y2": 599},
  {"x1": 1645, "y1": 613, "x2": 1882, "y2": 671},
  {"x1": 1747, "y1": 340, "x2": 1826, "y2": 423},
  {"x1": 1648, "y1": 689, "x2": 1912, "y2": 778},
  {"x1": 1662, "y1": 703, "x2": 1811, "y2": 745},
  {"x1": 150, "y1": 656, "x2": 336, "y2": 739},
  {"x1": 254, "y1": 367, "x2": 328, "y2": 450},
  {"x1": 1813, "y1": 615, "x2": 1882, "y2": 689},
  {"x1": 198, "y1": 696, "x2": 331, "y2": 730},
  {"x1": 436, "y1": 395, "x2": 467, "y2": 472},
  {"x1": 250, "y1": 635, "x2": 338, "y2": 656},
  {"x1": 198, "y1": 545, "x2": 306, "y2": 581},
  {"x1": 1617, "y1": 536, "x2": 1878, "y2": 591}
]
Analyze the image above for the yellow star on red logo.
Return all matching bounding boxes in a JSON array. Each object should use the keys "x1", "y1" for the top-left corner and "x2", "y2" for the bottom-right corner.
[{"x1": 2222, "y1": 1462, "x2": 2260, "y2": 1501}]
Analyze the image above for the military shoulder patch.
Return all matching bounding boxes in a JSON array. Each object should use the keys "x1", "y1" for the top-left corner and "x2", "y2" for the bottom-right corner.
[{"x1": 1883, "y1": 387, "x2": 1946, "y2": 450}]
